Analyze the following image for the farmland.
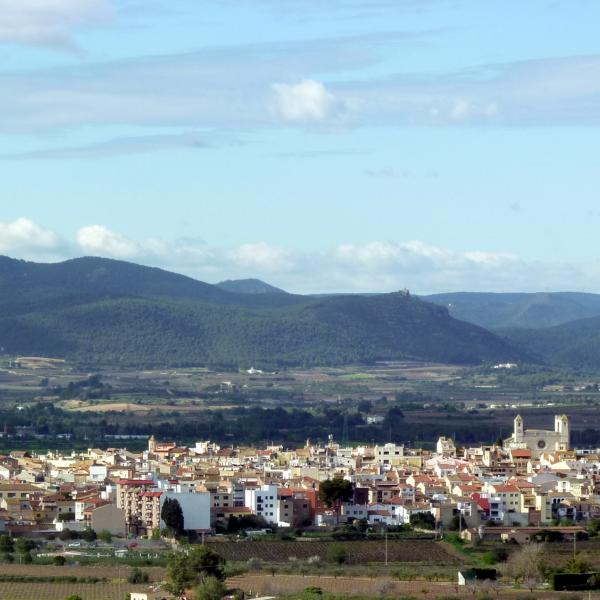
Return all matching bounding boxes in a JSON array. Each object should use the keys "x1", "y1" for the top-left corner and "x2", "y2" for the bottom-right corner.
[
  {"x1": 3, "y1": 357, "x2": 600, "y2": 450},
  {"x1": 0, "y1": 582, "x2": 145, "y2": 599},
  {"x1": 206, "y1": 539, "x2": 460, "y2": 564},
  {"x1": 227, "y1": 573, "x2": 589, "y2": 599}
]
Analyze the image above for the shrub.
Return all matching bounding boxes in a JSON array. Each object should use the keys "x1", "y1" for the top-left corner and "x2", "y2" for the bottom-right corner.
[
  {"x1": 53, "y1": 556, "x2": 67, "y2": 566},
  {"x1": 326, "y1": 542, "x2": 349, "y2": 564},
  {"x1": 194, "y1": 575, "x2": 226, "y2": 600},
  {"x1": 128, "y1": 567, "x2": 149, "y2": 584}
]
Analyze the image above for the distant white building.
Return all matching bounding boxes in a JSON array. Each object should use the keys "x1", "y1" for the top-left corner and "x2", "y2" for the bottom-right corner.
[
  {"x1": 436, "y1": 437, "x2": 456, "y2": 457},
  {"x1": 374, "y1": 443, "x2": 404, "y2": 468}
]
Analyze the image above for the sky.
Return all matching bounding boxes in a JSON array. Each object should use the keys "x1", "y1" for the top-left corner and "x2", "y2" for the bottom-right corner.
[{"x1": 1, "y1": 0, "x2": 600, "y2": 293}]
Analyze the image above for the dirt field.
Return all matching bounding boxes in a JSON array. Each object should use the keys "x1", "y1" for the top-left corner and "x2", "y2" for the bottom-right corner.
[
  {"x1": 207, "y1": 539, "x2": 460, "y2": 564},
  {"x1": 0, "y1": 582, "x2": 146, "y2": 599},
  {"x1": 228, "y1": 573, "x2": 589, "y2": 599}
]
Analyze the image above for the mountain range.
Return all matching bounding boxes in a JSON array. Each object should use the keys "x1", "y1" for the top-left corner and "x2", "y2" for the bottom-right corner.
[
  {"x1": 0, "y1": 256, "x2": 524, "y2": 369},
  {"x1": 423, "y1": 291, "x2": 600, "y2": 330}
]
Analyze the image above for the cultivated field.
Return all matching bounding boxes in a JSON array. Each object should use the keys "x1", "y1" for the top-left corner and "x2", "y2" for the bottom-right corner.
[
  {"x1": 228, "y1": 573, "x2": 590, "y2": 599},
  {"x1": 0, "y1": 563, "x2": 166, "y2": 581},
  {"x1": 207, "y1": 539, "x2": 459, "y2": 564},
  {"x1": 0, "y1": 582, "x2": 146, "y2": 599}
]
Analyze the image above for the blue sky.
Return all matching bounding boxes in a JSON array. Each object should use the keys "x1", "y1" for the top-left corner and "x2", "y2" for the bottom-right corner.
[{"x1": 1, "y1": 0, "x2": 600, "y2": 293}]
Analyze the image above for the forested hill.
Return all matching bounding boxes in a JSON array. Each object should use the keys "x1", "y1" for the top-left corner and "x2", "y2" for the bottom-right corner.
[
  {"x1": 216, "y1": 278, "x2": 287, "y2": 295},
  {"x1": 424, "y1": 291, "x2": 600, "y2": 330},
  {"x1": 502, "y1": 315, "x2": 600, "y2": 370},
  {"x1": 0, "y1": 255, "x2": 526, "y2": 368}
]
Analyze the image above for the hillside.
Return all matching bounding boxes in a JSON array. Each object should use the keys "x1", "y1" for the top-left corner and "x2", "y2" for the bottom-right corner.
[
  {"x1": 502, "y1": 315, "x2": 600, "y2": 369},
  {"x1": 216, "y1": 278, "x2": 287, "y2": 295},
  {"x1": 0, "y1": 256, "x2": 525, "y2": 368},
  {"x1": 424, "y1": 291, "x2": 600, "y2": 329}
]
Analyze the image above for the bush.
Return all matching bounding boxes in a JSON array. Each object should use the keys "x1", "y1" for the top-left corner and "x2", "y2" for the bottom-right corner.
[
  {"x1": 301, "y1": 587, "x2": 323, "y2": 599},
  {"x1": 97, "y1": 530, "x2": 112, "y2": 543},
  {"x1": 128, "y1": 568, "x2": 149, "y2": 584},
  {"x1": 482, "y1": 547, "x2": 508, "y2": 564},
  {"x1": 326, "y1": 542, "x2": 349, "y2": 564},
  {"x1": 194, "y1": 576, "x2": 226, "y2": 600},
  {"x1": 53, "y1": 556, "x2": 67, "y2": 566}
]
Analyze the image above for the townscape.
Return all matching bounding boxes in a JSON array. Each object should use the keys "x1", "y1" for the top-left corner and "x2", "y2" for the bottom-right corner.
[
  {"x1": 4, "y1": 1, "x2": 600, "y2": 598},
  {"x1": 0, "y1": 412, "x2": 600, "y2": 598}
]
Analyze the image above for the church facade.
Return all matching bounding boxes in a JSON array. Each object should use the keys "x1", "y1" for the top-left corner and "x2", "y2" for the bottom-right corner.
[{"x1": 504, "y1": 414, "x2": 569, "y2": 458}]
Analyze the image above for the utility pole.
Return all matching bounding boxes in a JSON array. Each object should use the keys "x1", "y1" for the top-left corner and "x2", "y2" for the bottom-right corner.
[{"x1": 384, "y1": 525, "x2": 388, "y2": 566}]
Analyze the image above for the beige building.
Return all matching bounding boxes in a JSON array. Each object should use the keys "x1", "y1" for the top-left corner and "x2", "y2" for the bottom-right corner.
[
  {"x1": 91, "y1": 503, "x2": 127, "y2": 536},
  {"x1": 504, "y1": 415, "x2": 569, "y2": 458}
]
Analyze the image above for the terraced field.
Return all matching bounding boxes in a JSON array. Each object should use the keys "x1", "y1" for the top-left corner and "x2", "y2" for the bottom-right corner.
[{"x1": 207, "y1": 539, "x2": 459, "y2": 564}]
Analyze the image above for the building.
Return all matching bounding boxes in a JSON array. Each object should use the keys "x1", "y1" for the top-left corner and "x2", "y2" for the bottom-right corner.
[
  {"x1": 504, "y1": 415, "x2": 569, "y2": 458},
  {"x1": 244, "y1": 484, "x2": 279, "y2": 525}
]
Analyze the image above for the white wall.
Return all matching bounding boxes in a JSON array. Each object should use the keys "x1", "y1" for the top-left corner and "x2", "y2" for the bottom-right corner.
[{"x1": 160, "y1": 491, "x2": 211, "y2": 531}]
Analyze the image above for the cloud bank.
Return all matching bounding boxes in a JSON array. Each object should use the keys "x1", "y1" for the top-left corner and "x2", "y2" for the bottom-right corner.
[
  {"x1": 0, "y1": 217, "x2": 595, "y2": 294},
  {"x1": 2, "y1": 31, "x2": 600, "y2": 139},
  {"x1": 0, "y1": 0, "x2": 113, "y2": 49}
]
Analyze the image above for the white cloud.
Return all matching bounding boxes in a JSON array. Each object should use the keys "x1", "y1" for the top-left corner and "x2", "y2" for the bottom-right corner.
[
  {"x1": 449, "y1": 99, "x2": 499, "y2": 121},
  {"x1": 2, "y1": 220, "x2": 597, "y2": 294},
  {"x1": 77, "y1": 225, "x2": 140, "y2": 258},
  {"x1": 0, "y1": 0, "x2": 114, "y2": 49},
  {"x1": 272, "y1": 79, "x2": 342, "y2": 123},
  {"x1": 0, "y1": 217, "x2": 63, "y2": 260},
  {"x1": 1, "y1": 35, "x2": 600, "y2": 135},
  {"x1": 231, "y1": 242, "x2": 294, "y2": 271}
]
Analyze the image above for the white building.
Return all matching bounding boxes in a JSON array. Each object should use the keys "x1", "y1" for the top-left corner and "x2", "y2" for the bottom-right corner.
[
  {"x1": 244, "y1": 484, "x2": 279, "y2": 525},
  {"x1": 374, "y1": 443, "x2": 404, "y2": 468},
  {"x1": 160, "y1": 491, "x2": 211, "y2": 531}
]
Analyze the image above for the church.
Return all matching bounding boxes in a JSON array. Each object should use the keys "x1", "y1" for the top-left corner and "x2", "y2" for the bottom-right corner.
[{"x1": 504, "y1": 414, "x2": 569, "y2": 458}]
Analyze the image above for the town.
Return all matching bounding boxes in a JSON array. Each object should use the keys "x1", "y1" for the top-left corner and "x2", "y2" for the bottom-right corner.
[{"x1": 1, "y1": 414, "x2": 597, "y2": 544}]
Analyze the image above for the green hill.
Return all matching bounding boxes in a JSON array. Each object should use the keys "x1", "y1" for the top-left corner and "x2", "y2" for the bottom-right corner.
[
  {"x1": 424, "y1": 291, "x2": 600, "y2": 330},
  {"x1": 216, "y1": 278, "x2": 287, "y2": 295},
  {"x1": 502, "y1": 315, "x2": 600, "y2": 369},
  {"x1": 0, "y1": 256, "x2": 526, "y2": 368}
]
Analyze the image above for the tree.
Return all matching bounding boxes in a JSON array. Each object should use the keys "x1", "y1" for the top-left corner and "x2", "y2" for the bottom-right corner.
[
  {"x1": 57, "y1": 512, "x2": 75, "y2": 522},
  {"x1": 318, "y1": 478, "x2": 354, "y2": 524},
  {"x1": 53, "y1": 555, "x2": 67, "y2": 566},
  {"x1": 448, "y1": 514, "x2": 467, "y2": 531},
  {"x1": 162, "y1": 498, "x2": 184, "y2": 537},
  {"x1": 14, "y1": 538, "x2": 35, "y2": 555},
  {"x1": 409, "y1": 512, "x2": 435, "y2": 530},
  {"x1": 97, "y1": 529, "x2": 112, "y2": 543},
  {"x1": 166, "y1": 546, "x2": 226, "y2": 597},
  {"x1": 80, "y1": 528, "x2": 97, "y2": 543},
  {"x1": 194, "y1": 575, "x2": 227, "y2": 600},
  {"x1": 505, "y1": 543, "x2": 546, "y2": 590},
  {"x1": 0, "y1": 535, "x2": 14, "y2": 553}
]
